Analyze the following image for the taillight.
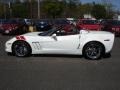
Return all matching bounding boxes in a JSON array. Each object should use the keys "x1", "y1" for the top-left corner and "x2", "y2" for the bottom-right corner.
[
  {"x1": 112, "y1": 28, "x2": 115, "y2": 31},
  {"x1": 16, "y1": 36, "x2": 26, "y2": 40},
  {"x1": 112, "y1": 28, "x2": 120, "y2": 31}
]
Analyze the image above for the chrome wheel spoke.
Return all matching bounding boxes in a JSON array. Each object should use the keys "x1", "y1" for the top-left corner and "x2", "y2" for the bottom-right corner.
[
  {"x1": 14, "y1": 44, "x2": 27, "y2": 56},
  {"x1": 86, "y1": 44, "x2": 101, "y2": 59}
]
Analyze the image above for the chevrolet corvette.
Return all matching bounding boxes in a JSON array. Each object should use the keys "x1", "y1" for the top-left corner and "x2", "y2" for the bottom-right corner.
[{"x1": 5, "y1": 28, "x2": 115, "y2": 60}]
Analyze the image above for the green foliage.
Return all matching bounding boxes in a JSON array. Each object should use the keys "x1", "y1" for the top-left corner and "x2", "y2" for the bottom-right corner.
[
  {"x1": 91, "y1": 4, "x2": 107, "y2": 19},
  {"x1": 12, "y1": 3, "x2": 29, "y2": 18},
  {"x1": 0, "y1": 3, "x2": 10, "y2": 19},
  {"x1": 0, "y1": 0, "x2": 117, "y2": 19},
  {"x1": 42, "y1": 0, "x2": 63, "y2": 18},
  {"x1": 0, "y1": 4, "x2": 4, "y2": 18},
  {"x1": 79, "y1": 3, "x2": 92, "y2": 16}
]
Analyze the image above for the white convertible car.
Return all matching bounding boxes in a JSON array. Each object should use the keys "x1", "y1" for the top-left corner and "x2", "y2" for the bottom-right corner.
[{"x1": 5, "y1": 28, "x2": 115, "y2": 60}]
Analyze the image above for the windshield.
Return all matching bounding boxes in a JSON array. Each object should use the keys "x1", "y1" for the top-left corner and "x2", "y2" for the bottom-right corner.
[
  {"x1": 109, "y1": 20, "x2": 120, "y2": 26},
  {"x1": 83, "y1": 20, "x2": 98, "y2": 25},
  {"x1": 101, "y1": 20, "x2": 120, "y2": 26},
  {"x1": 54, "y1": 20, "x2": 69, "y2": 25},
  {"x1": 39, "y1": 28, "x2": 57, "y2": 36}
]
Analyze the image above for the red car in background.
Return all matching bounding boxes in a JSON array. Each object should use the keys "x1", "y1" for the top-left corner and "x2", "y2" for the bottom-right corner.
[
  {"x1": 76, "y1": 19, "x2": 102, "y2": 31},
  {"x1": 0, "y1": 19, "x2": 28, "y2": 35},
  {"x1": 100, "y1": 19, "x2": 120, "y2": 36},
  {"x1": 52, "y1": 19, "x2": 74, "y2": 32}
]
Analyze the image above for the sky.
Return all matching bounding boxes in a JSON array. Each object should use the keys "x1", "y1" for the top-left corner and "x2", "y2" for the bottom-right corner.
[{"x1": 80, "y1": 0, "x2": 120, "y2": 10}]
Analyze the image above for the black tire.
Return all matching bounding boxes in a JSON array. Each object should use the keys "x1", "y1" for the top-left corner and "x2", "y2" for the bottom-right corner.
[
  {"x1": 83, "y1": 42, "x2": 104, "y2": 60},
  {"x1": 12, "y1": 41, "x2": 31, "y2": 57}
]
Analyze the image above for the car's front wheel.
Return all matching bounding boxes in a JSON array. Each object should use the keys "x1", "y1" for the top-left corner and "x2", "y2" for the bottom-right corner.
[
  {"x1": 83, "y1": 42, "x2": 104, "y2": 60},
  {"x1": 12, "y1": 41, "x2": 31, "y2": 57}
]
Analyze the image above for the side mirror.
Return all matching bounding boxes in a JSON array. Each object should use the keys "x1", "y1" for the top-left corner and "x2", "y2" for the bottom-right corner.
[
  {"x1": 52, "y1": 34, "x2": 57, "y2": 40},
  {"x1": 52, "y1": 33, "x2": 56, "y2": 37}
]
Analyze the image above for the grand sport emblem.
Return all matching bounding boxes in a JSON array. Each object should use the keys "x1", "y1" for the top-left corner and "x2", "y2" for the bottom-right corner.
[{"x1": 5, "y1": 28, "x2": 115, "y2": 60}]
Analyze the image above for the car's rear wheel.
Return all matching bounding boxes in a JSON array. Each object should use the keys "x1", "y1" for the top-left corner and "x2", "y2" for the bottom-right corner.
[
  {"x1": 12, "y1": 41, "x2": 31, "y2": 57},
  {"x1": 83, "y1": 42, "x2": 104, "y2": 60}
]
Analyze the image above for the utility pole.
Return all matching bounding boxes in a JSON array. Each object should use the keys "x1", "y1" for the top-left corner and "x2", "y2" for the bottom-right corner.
[
  {"x1": 8, "y1": 2, "x2": 12, "y2": 18},
  {"x1": 38, "y1": 0, "x2": 40, "y2": 19},
  {"x1": 4, "y1": 4, "x2": 7, "y2": 19},
  {"x1": 29, "y1": 0, "x2": 32, "y2": 19}
]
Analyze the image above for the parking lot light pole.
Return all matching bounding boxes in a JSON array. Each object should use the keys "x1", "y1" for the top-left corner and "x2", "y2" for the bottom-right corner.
[{"x1": 8, "y1": 2, "x2": 12, "y2": 18}]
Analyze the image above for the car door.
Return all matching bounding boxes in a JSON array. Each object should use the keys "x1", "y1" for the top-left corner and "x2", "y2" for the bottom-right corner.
[{"x1": 40, "y1": 34, "x2": 80, "y2": 54}]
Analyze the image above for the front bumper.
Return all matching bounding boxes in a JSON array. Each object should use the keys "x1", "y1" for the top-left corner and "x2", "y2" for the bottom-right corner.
[{"x1": 5, "y1": 42, "x2": 12, "y2": 53}]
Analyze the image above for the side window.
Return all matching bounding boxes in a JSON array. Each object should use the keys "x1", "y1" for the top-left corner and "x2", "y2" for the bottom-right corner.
[
  {"x1": 69, "y1": 29, "x2": 78, "y2": 35},
  {"x1": 53, "y1": 28, "x2": 79, "y2": 36},
  {"x1": 67, "y1": 26, "x2": 79, "y2": 35},
  {"x1": 55, "y1": 30, "x2": 67, "y2": 36}
]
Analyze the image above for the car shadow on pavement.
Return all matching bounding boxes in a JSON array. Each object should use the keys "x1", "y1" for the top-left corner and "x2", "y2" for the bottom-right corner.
[
  {"x1": 7, "y1": 53, "x2": 111, "y2": 60},
  {"x1": 103, "y1": 53, "x2": 111, "y2": 58},
  {"x1": 33, "y1": 54, "x2": 83, "y2": 58}
]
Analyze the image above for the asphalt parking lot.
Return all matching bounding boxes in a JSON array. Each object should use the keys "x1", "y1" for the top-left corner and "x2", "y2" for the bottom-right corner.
[{"x1": 0, "y1": 34, "x2": 120, "y2": 90}]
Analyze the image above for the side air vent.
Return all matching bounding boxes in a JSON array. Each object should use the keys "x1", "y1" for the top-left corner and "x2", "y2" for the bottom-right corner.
[{"x1": 32, "y1": 42, "x2": 41, "y2": 50}]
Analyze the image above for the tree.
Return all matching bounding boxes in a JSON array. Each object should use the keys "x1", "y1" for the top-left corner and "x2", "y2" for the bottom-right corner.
[
  {"x1": 42, "y1": 0, "x2": 64, "y2": 18},
  {"x1": 12, "y1": 2, "x2": 29, "y2": 18},
  {"x1": 91, "y1": 4, "x2": 107, "y2": 19},
  {"x1": 66, "y1": 0, "x2": 80, "y2": 17},
  {"x1": 101, "y1": 0, "x2": 114, "y2": 18},
  {"x1": 78, "y1": 3, "x2": 93, "y2": 18},
  {"x1": 0, "y1": 3, "x2": 4, "y2": 18},
  {"x1": 0, "y1": 0, "x2": 117, "y2": 19}
]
